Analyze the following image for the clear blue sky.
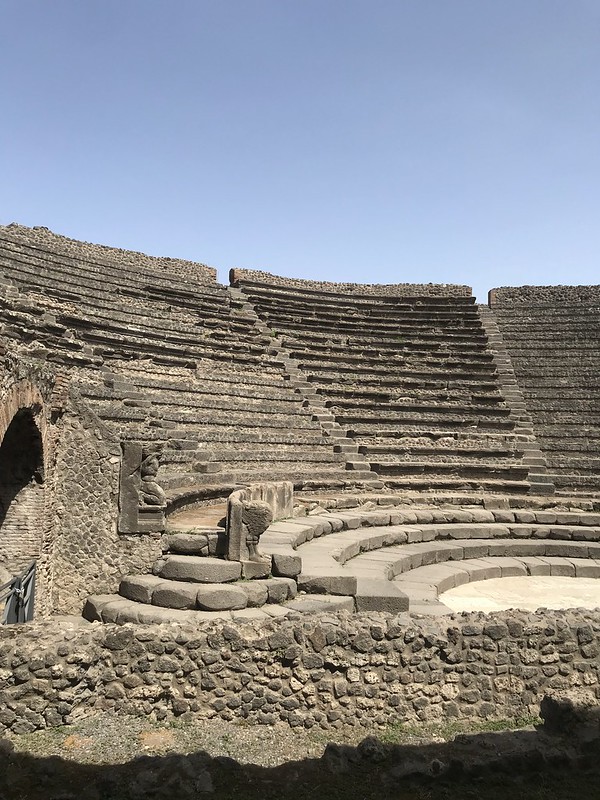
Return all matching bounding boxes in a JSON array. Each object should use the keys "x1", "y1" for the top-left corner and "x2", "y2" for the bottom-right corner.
[{"x1": 1, "y1": 1, "x2": 599, "y2": 300}]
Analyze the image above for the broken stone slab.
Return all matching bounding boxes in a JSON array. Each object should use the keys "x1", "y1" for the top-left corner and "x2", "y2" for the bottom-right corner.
[
  {"x1": 159, "y1": 555, "x2": 241, "y2": 583},
  {"x1": 196, "y1": 584, "x2": 249, "y2": 611},
  {"x1": 163, "y1": 533, "x2": 209, "y2": 555}
]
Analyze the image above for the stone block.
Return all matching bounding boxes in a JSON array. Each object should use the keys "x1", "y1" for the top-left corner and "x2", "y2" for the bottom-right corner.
[
  {"x1": 240, "y1": 560, "x2": 271, "y2": 579},
  {"x1": 82, "y1": 595, "x2": 115, "y2": 622},
  {"x1": 271, "y1": 552, "x2": 302, "y2": 578},
  {"x1": 516, "y1": 557, "x2": 552, "y2": 576},
  {"x1": 541, "y1": 557, "x2": 576, "y2": 577},
  {"x1": 119, "y1": 575, "x2": 164, "y2": 604},
  {"x1": 572, "y1": 560, "x2": 600, "y2": 578},
  {"x1": 159, "y1": 556, "x2": 241, "y2": 583},
  {"x1": 196, "y1": 584, "x2": 249, "y2": 611},
  {"x1": 152, "y1": 580, "x2": 200, "y2": 609},
  {"x1": 354, "y1": 579, "x2": 409, "y2": 613},
  {"x1": 165, "y1": 533, "x2": 209, "y2": 555},
  {"x1": 297, "y1": 572, "x2": 357, "y2": 596},
  {"x1": 238, "y1": 582, "x2": 269, "y2": 607},
  {"x1": 100, "y1": 598, "x2": 130, "y2": 623},
  {"x1": 263, "y1": 577, "x2": 297, "y2": 602}
]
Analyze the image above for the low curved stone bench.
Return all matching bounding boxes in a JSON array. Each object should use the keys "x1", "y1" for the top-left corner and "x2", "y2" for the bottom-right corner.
[
  {"x1": 394, "y1": 556, "x2": 600, "y2": 616},
  {"x1": 298, "y1": 522, "x2": 600, "y2": 570},
  {"x1": 262, "y1": 502, "x2": 600, "y2": 575},
  {"x1": 293, "y1": 523, "x2": 600, "y2": 613},
  {"x1": 261, "y1": 508, "x2": 600, "y2": 564}
]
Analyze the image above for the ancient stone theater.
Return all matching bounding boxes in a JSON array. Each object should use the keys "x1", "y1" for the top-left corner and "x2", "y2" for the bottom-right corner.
[{"x1": 1, "y1": 222, "x2": 600, "y2": 734}]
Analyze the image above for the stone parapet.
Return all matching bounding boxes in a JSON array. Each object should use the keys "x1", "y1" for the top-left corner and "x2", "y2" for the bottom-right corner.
[
  {"x1": 490, "y1": 285, "x2": 600, "y2": 305},
  {"x1": 1, "y1": 224, "x2": 217, "y2": 284},
  {"x1": 231, "y1": 268, "x2": 472, "y2": 297}
]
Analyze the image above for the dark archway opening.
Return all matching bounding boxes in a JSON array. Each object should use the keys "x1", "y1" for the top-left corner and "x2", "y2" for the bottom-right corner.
[{"x1": 0, "y1": 409, "x2": 44, "y2": 576}]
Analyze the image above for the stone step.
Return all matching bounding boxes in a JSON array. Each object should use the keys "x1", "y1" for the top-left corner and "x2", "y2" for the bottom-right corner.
[
  {"x1": 395, "y1": 556, "x2": 600, "y2": 615},
  {"x1": 371, "y1": 461, "x2": 529, "y2": 480},
  {"x1": 82, "y1": 594, "x2": 306, "y2": 625},
  {"x1": 377, "y1": 476, "x2": 531, "y2": 493},
  {"x1": 159, "y1": 555, "x2": 241, "y2": 583},
  {"x1": 353, "y1": 578, "x2": 409, "y2": 613}
]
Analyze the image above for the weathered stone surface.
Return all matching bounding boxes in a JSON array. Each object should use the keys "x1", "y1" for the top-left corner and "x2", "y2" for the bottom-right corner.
[
  {"x1": 354, "y1": 579, "x2": 409, "y2": 613},
  {"x1": 4, "y1": 608, "x2": 600, "y2": 737},
  {"x1": 240, "y1": 560, "x2": 270, "y2": 580},
  {"x1": 237, "y1": 581, "x2": 268, "y2": 607},
  {"x1": 152, "y1": 580, "x2": 201, "y2": 609},
  {"x1": 119, "y1": 575, "x2": 165, "y2": 604},
  {"x1": 159, "y1": 556, "x2": 241, "y2": 583},
  {"x1": 263, "y1": 577, "x2": 297, "y2": 602},
  {"x1": 164, "y1": 533, "x2": 208, "y2": 555},
  {"x1": 271, "y1": 552, "x2": 302, "y2": 578},
  {"x1": 196, "y1": 584, "x2": 248, "y2": 611}
]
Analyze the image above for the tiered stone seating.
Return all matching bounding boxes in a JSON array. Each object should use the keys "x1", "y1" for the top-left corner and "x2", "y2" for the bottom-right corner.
[
  {"x1": 232, "y1": 270, "x2": 534, "y2": 495},
  {"x1": 259, "y1": 499, "x2": 600, "y2": 615},
  {"x1": 77, "y1": 365, "x2": 362, "y2": 491},
  {"x1": 0, "y1": 226, "x2": 360, "y2": 491},
  {"x1": 490, "y1": 286, "x2": 600, "y2": 495}
]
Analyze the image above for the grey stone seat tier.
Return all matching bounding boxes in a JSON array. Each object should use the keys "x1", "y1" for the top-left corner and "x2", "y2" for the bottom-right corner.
[
  {"x1": 83, "y1": 591, "x2": 353, "y2": 625},
  {"x1": 261, "y1": 508, "x2": 600, "y2": 581},
  {"x1": 118, "y1": 572, "x2": 297, "y2": 610},
  {"x1": 0, "y1": 228, "x2": 218, "y2": 286},
  {"x1": 395, "y1": 556, "x2": 600, "y2": 616}
]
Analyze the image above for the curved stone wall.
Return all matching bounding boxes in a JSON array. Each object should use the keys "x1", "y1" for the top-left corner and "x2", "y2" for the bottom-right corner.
[{"x1": 490, "y1": 284, "x2": 600, "y2": 305}]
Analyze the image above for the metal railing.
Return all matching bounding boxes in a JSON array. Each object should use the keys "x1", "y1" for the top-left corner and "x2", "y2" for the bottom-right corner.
[{"x1": 0, "y1": 561, "x2": 36, "y2": 624}]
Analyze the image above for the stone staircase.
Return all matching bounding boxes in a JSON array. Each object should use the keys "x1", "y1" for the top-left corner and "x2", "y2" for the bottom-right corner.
[{"x1": 84, "y1": 521, "x2": 302, "y2": 624}]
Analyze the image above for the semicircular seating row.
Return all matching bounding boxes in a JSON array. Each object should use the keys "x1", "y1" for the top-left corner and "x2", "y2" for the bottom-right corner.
[{"x1": 260, "y1": 505, "x2": 600, "y2": 616}]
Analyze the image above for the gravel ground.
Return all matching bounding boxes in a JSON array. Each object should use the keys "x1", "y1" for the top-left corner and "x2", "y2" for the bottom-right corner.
[
  {"x1": 7, "y1": 714, "x2": 357, "y2": 767},
  {"x1": 2, "y1": 712, "x2": 600, "y2": 800}
]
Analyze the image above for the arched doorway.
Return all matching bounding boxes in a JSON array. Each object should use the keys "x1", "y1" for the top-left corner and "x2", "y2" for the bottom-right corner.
[{"x1": 0, "y1": 408, "x2": 44, "y2": 576}]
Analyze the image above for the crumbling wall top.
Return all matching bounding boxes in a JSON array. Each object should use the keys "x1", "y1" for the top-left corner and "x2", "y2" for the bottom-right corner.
[
  {"x1": 230, "y1": 268, "x2": 472, "y2": 297},
  {"x1": 489, "y1": 284, "x2": 600, "y2": 306},
  {"x1": 1, "y1": 224, "x2": 218, "y2": 285}
]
